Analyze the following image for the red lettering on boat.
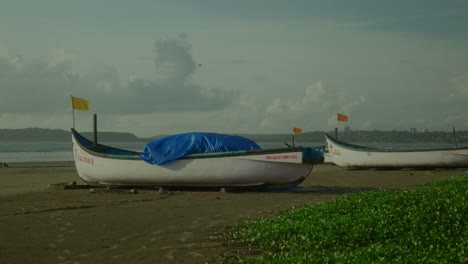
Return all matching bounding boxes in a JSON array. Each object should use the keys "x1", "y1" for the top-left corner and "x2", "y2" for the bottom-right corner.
[
  {"x1": 78, "y1": 155, "x2": 94, "y2": 165},
  {"x1": 265, "y1": 154, "x2": 298, "y2": 160}
]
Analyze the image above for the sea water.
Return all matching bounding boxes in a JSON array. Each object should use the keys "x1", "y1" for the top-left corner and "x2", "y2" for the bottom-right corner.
[
  {"x1": 0, "y1": 141, "x2": 146, "y2": 163},
  {"x1": 0, "y1": 141, "x2": 463, "y2": 163}
]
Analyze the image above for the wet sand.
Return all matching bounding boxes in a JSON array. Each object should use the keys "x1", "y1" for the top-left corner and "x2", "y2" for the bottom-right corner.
[{"x1": 0, "y1": 162, "x2": 464, "y2": 264}]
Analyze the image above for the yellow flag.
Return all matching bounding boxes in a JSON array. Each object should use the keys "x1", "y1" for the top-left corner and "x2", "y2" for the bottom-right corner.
[{"x1": 71, "y1": 96, "x2": 89, "y2": 110}]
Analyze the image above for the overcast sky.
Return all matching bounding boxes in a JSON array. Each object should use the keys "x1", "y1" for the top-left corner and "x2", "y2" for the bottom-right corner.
[{"x1": 1, "y1": 1, "x2": 468, "y2": 137}]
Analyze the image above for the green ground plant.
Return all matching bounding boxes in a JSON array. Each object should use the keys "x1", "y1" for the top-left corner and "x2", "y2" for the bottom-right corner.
[{"x1": 224, "y1": 175, "x2": 468, "y2": 263}]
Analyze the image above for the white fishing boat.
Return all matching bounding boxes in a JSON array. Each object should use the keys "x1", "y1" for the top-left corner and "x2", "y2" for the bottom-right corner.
[
  {"x1": 325, "y1": 133, "x2": 468, "y2": 169},
  {"x1": 71, "y1": 129, "x2": 324, "y2": 187}
]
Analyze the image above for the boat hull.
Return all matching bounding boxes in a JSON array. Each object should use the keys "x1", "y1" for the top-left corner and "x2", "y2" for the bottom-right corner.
[
  {"x1": 72, "y1": 130, "x2": 321, "y2": 187},
  {"x1": 325, "y1": 133, "x2": 468, "y2": 169}
]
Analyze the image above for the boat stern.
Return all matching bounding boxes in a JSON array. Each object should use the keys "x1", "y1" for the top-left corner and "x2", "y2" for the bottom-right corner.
[{"x1": 302, "y1": 147, "x2": 325, "y2": 165}]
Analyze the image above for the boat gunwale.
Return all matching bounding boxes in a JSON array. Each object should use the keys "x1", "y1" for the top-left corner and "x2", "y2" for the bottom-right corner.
[
  {"x1": 325, "y1": 133, "x2": 468, "y2": 153},
  {"x1": 72, "y1": 129, "x2": 320, "y2": 161}
]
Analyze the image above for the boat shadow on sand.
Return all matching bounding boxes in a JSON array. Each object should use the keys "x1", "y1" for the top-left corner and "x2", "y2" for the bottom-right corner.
[{"x1": 50, "y1": 182, "x2": 377, "y2": 196}]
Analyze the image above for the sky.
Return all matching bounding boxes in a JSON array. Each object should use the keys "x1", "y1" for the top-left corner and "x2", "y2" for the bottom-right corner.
[{"x1": 1, "y1": 0, "x2": 468, "y2": 137}]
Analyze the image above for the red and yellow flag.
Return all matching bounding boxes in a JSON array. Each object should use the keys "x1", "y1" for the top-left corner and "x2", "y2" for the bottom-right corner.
[
  {"x1": 337, "y1": 113, "x2": 348, "y2": 122},
  {"x1": 293, "y1": 127, "x2": 302, "y2": 134},
  {"x1": 71, "y1": 96, "x2": 89, "y2": 110}
]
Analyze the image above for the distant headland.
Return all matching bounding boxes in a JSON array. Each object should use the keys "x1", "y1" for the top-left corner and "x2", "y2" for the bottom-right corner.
[{"x1": 0, "y1": 127, "x2": 467, "y2": 144}]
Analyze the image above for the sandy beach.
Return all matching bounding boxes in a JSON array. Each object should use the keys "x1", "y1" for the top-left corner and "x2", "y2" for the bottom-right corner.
[{"x1": 0, "y1": 162, "x2": 464, "y2": 264}]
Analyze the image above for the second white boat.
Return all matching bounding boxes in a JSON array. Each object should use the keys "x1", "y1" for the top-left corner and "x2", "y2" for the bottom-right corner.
[{"x1": 325, "y1": 133, "x2": 468, "y2": 169}]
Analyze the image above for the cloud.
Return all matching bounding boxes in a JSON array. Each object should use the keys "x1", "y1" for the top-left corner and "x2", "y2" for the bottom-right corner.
[
  {"x1": 97, "y1": 35, "x2": 238, "y2": 114},
  {"x1": 255, "y1": 80, "x2": 366, "y2": 132},
  {"x1": 153, "y1": 34, "x2": 196, "y2": 81},
  {"x1": 0, "y1": 36, "x2": 237, "y2": 115},
  {"x1": 450, "y1": 75, "x2": 468, "y2": 97},
  {"x1": 0, "y1": 51, "x2": 77, "y2": 113},
  {"x1": 48, "y1": 49, "x2": 76, "y2": 69}
]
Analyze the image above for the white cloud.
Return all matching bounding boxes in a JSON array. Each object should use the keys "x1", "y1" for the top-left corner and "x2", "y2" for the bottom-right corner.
[
  {"x1": 48, "y1": 49, "x2": 76, "y2": 68},
  {"x1": 451, "y1": 75, "x2": 468, "y2": 97},
  {"x1": 0, "y1": 36, "x2": 237, "y2": 115},
  {"x1": 256, "y1": 80, "x2": 366, "y2": 132}
]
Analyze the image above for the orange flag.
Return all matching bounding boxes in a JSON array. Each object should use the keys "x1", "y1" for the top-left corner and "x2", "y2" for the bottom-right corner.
[
  {"x1": 293, "y1": 127, "x2": 302, "y2": 134},
  {"x1": 337, "y1": 113, "x2": 348, "y2": 122}
]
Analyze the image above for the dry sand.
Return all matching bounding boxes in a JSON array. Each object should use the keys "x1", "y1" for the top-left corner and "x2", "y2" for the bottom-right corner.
[{"x1": 0, "y1": 162, "x2": 464, "y2": 264}]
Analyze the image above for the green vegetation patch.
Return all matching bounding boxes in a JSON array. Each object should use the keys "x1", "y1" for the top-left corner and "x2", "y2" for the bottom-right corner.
[
  {"x1": 224, "y1": 175, "x2": 468, "y2": 263},
  {"x1": 426, "y1": 173, "x2": 468, "y2": 187}
]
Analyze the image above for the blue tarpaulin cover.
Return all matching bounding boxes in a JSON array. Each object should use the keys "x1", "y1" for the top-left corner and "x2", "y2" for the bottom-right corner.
[
  {"x1": 140, "y1": 132, "x2": 261, "y2": 165},
  {"x1": 303, "y1": 147, "x2": 324, "y2": 159}
]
